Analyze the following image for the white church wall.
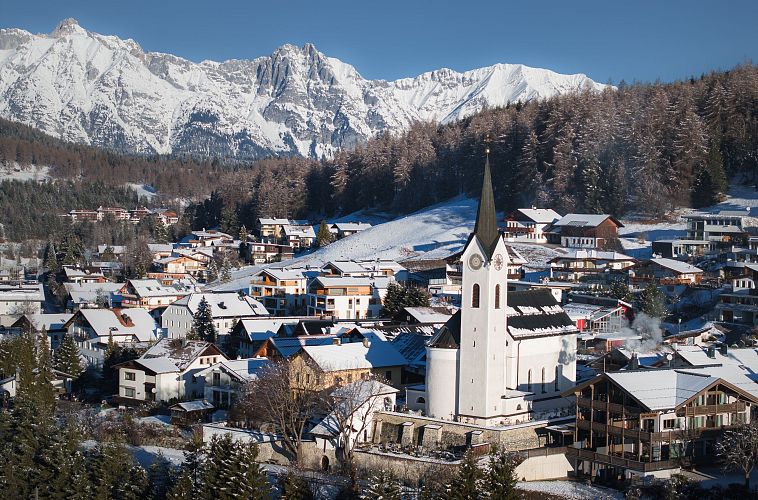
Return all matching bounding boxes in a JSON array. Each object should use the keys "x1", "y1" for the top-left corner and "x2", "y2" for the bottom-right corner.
[{"x1": 425, "y1": 347, "x2": 459, "y2": 419}]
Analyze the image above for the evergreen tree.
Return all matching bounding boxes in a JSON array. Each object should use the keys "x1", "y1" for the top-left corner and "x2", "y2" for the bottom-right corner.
[
  {"x1": 445, "y1": 451, "x2": 482, "y2": 500},
  {"x1": 220, "y1": 257, "x2": 232, "y2": 283},
  {"x1": 279, "y1": 471, "x2": 314, "y2": 500},
  {"x1": 148, "y1": 451, "x2": 174, "y2": 500},
  {"x1": 54, "y1": 334, "x2": 84, "y2": 378},
  {"x1": 608, "y1": 281, "x2": 634, "y2": 303},
  {"x1": 362, "y1": 469, "x2": 402, "y2": 500},
  {"x1": 484, "y1": 448, "x2": 521, "y2": 500},
  {"x1": 191, "y1": 297, "x2": 217, "y2": 343},
  {"x1": 382, "y1": 282, "x2": 431, "y2": 317},
  {"x1": 101, "y1": 245, "x2": 117, "y2": 262},
  {"x1": 316, "y1": 220, "x2": 334, "y2": 247},
  {"x1": 239, "y1": 225, "x2": 249, "y2": 260},
  {"x1": 638, "y1": 283, "x2": 666, "y2": 318},
  {"x1": 61, "y1": 232, "x2": 85, "y2": 266},
  {"x1": 166, "y1": 471, "x2": 195, "y2": 500},
  {"x1": 43, "y1": 240, "x2": 60, "y2": 275},
  {"x1": 206, "y1": 259, "x2": 219, "y2": 283}
]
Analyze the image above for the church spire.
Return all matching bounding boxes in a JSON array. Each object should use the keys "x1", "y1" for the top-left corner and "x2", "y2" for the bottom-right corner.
[{"x1": 474, "y1": 135, "x2": 499, "y2": 258}]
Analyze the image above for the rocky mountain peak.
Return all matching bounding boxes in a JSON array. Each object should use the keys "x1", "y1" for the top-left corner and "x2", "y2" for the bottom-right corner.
[{"x1": 51, "y1": 18, "x2": 85, "y2": 37}]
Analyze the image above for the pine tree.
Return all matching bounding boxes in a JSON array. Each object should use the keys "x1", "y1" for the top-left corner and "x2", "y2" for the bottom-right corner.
[
  {"x1": 148, "y1": 451, "x2": 174, "y2": 500},
  {"x1": 445, "y1": 451, "x2": 482, "y2": 500},
  {"x1": 381, "y1": 282, "x2": 431, "y2": 317},
  {"x1": 316, "y1": 220, "x2": 334, "y2": 247},
  {"x1": 191, "y1": 297, "x2": 217, "y2": 343},
  {"x1": 362, "y1": 469, "x2": 402, "y2": 500},
  {"x1": 279, "y1": 471, "x2": 314, "y2": 500},
  {"x1": 220, "y1": 257, "x2": 232, "y2": 283},
  {"x1": 206, "y1": 259, "x2": 219, "y2": 283},
  {"x1": 638, "y1": 283, "x2": 666, "y2": 318},
  {"x1": 54, "y1": 334, "x2": 83, "y2": 378},
  {"x1": 484, "y1": 448, "x2": 521, "y2": 500},
  {"x1": 239, "y1": 225, "x2": 249, "y2": 260},
  {"x1": 166, "y1": 471, "x2": 195, "y2": 500}
]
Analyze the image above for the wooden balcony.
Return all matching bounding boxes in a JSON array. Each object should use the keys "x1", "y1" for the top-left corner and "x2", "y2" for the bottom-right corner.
[
  {"x1": 566, "y1": 448, "x2": 681, "y2": 473},
  {"x1": 576, "y1": 397, "x2": 641, "y2": 415},
  {"x1": 677, "y1": 402, "x2": 746, "y2": 417}
]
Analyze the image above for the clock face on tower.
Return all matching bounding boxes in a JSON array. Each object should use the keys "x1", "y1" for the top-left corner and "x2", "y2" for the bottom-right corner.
[
  {"x1": 468, "y1": 253, "x2": 483, "y2": 270},
  {"x1": 493, "y1": 254, "x2": 504, "y2": 271}
]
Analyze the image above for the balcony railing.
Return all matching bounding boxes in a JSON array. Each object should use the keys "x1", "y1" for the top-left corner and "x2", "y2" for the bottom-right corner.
[
  {"x1": 566, "y1": 448, "x2": 682, "y2": 473},
  {"x1": 576, "y1": 397, "x2": 641, "y2": 415},
  {"x1": 678, "y1": 402, "x2": 746, "y2": 417}
]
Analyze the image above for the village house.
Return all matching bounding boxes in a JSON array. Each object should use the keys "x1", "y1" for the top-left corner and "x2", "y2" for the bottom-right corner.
[
  {"x1": 9, "y1": 313, "x2": 73, "y2": 350},
  {"x1": 187, "y1": 229, "x2": 234, "y2": 248},
  {"x1": 684, "y1": 210, "x2": 748, "y2": 242},
  {"x1": 564, "y1": 367, "x2": 758, "y2": 480},
  {"x1": 115, "y1": 338, "x2": 227, "y2": 403},
  {"x1": 503, "y1": 208, "x2": 561, "y2": 242},
  {"x1": 564, "y1": 301, "x2": 629, "y2": 335},
  {"x1": 128, "y1": 206, "x2": 152, "y2": 223},
  {"x1": 322, "y1": 260, "x2": 405, "y2": 279},
  {"x1": 63, "y1": 282, "x2": 122, "y2": 311},
  {"x1": 715, "y1": 285, "x2": 758, "y2": 326},
  {"x1": 1, "y1": 368, "x2": 75, "y2": 400},
  {"x1": 257, "y1": 218, "x2": 294, "y2": 240},
  {"x1": 229, "y1": 317, "x2": 307, "y2": 358},
  {"x1": 281, "y1": 223, "x2": 316, "y2": 249},
  {"x1": 549, "y1": 250, "x2": 636, "y2": 282},
  {"x1": 394, "y1": 306, "x2": 454, "y2": 325},
  {"x1": 330, "y1": 222, "x2": 372, "y2": 239},
  {"x1": 244, "y1": 241, "x2": 295, "y2": 264},
  {"x1": 155, "y1": 254, "x2": 208, "y2": 279},
  {"x1": 62, "y1": 266, "x2": 107, "y2": 285},
  {"x1": 249, "y1": 268, "x2": 309, "y2": 316},
  {"x1": 290, "y1": 335, "x2": 407, "y2": 390},
  {"x1": 546, "y1": 214, "x2": 624, "y2": 249},
  {"x1": 309, "y1": 380, "x2": 398, "y2": 460},
  {"x1": 161, "y1": 292, "x2": 268, "y2": 340},
  {"x1": 63, "y1": 308, "x2": 159, "y2": 366},
  {"x1": 651, "y1": 239, "x2": 714, "y2": 260},
  {"x1": 153, "y1": 208, "x2": 179, "y2": 225},
  {"x1": 97, "y1": 206, "x2": 130, "y2": 221},
  {"x1": 97, "y1": 244, "x2": 126, "y2": 260},
  {"x1": 118, "y1": 279, "x2": 194, "y2": 313},
  {"x1": 67, "y1": 209, "x2": 99, "y2": 222},
  {"x1": 630, "y1": 258, "x2": 704, "y2": 285},
  {"x1": 306, "y1": 276, "x2": 390, "y2": 319},
  {"x1": 0, "y1": 282, "x2": 44, "y2": 315},
  {"x1": 197, "y1": 357, "x2": 269, "y2": 408}
]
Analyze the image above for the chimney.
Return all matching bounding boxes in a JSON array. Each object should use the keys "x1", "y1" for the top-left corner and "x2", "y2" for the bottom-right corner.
[
  {"x1": 332, "y1": 338, "x2": 341, "y2": 346},
  {"x1": 707, "y1": 346, "x2": 716, "y2": 358},
  {"x1": 628, "y1": 353, "x2": 639, "y2": 370},
  {"x1": 362, "y1": 338, "x2": 371, "y2": 348},
  {"x1": 719, "y1": 344, "x2": 728, "y2": 356}
]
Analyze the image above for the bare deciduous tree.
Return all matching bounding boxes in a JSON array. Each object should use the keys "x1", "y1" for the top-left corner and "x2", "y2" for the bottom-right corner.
[
  {"x1": 716, "y1": 421, "x2": 758, "y2": 489},
  {"x1": 232, "y1": 359, "x2": 327, "y2": 466}
]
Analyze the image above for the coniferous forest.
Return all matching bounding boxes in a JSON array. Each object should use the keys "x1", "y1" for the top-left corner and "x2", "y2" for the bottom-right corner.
[{"x1": 0, "y1": 65, "x2": 756, "y2": 241}]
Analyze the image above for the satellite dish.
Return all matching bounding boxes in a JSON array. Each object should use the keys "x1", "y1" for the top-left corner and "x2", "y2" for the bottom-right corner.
[{"x1": 666, "y1": 354, "x2": 673, "y2": 361}]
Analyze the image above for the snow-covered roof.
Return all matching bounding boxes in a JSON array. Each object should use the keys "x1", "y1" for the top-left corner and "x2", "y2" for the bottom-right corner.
[
  {"x1": 331, "y1": 222, "x2": 372, "y2": 231},
  {"x1": 258, "y1": 268, "x2": 308, "y2": 282},
  {"x1": 236, "y1": 318, "x2": 295, "y2": 341},
  {"x1": 513, "y1": 208, "x2": 561, "y2": 224},
  {"x1": 0, "y1": 282, "x2": 45, "y2": 303},
  {"x1": 402, "y1": 306, "x2": 453, "y2": 324},
  {"x1": 312, "y1": 276, "x2": 391, "y2": 289},
  {"x1": 64, "y1": 282, "x2": 122, "y2": 305},
  {"x1": 269, "y1": 335, "x2": 337, "y2": 358},
  {"x1": 20, "y1": 313, "x2": 73, "y2": 331},
  {"x1": 141, "y1": 338, "x2": 223, "y2": 371},
  {"x1": 649, "y1": 258, "x2": 703, "y2": 274},
  {"x1": 606, "y1": 370, "x2": 718, "y2": 411},
  {"x1": 324, "y1": 260, "x2": 370, "y2": 275},
  {"x1": 553, "y1": 213, "x2": 622, "y2": 228},
  {"x1": 76, "y1": 308, "x2": 157, "y2": 342},
  {"x1": 171, "y1": 292, "x2": 268, "y2": 318},
  {"x1": 310, "y1": 379, "x2": 397, "y2": 437},
  {"x1": 302, "y1": 339, "x2": 406, "y2": 371},
  {"x1": 63, "y1": 266, "x2": 105, "y2": 279},
  {"x1": 124, "y1": 279, "x2": 192, "y2": 297},
  {"x1": 550, "y1": 249, "x2": 635, "y2": 262},
  {"x1": 97, "y1": 244, "x2": 126, "y2": 255},
  {"x1": 283, "y1": 225, "x2": 316, "y2": 238},
  {"x1": 258, "y1": 218, "x2": 290, "y2": 225},
  {"x1": 197, "y1": 358, "x2": 269, "y2": 382},
  {"x1": 170, "y1": 400, "x2": 215, "y2": 411},
  {"x1": 563, "y1": 302, "x2": 623, "y2": 322},
  {"x1": 136, "y1": 357, "x2": 180, "y2": 374},
  {"x1": 147, "y1": 243, "x2": 174, "y2": 253}
]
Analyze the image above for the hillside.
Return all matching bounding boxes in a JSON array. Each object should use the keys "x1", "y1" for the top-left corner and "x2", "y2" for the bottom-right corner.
[{"x1": 0, "y1": 18, "x2": 605, "y2": 159}]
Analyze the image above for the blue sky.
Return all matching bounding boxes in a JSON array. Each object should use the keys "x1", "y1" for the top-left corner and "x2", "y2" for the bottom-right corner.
[{"x1": 2, "y1": 0, "x2": 756, "y2": 83}]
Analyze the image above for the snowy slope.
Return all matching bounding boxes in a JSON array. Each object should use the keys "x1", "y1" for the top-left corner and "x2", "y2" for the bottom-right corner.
[{"x1": 0, "y1": 19, "x2": 608, "y2": 159}]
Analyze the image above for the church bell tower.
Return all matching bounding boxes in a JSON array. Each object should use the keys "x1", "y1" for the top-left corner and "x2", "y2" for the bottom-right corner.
[{"x1": 457, "y1": 139, "x2": 509, "y2": 422}]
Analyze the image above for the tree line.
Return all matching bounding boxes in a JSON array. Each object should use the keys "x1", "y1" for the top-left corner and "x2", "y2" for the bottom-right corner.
[{"x1": 187, "y1": 64, "x2": 757, "y2": 236}]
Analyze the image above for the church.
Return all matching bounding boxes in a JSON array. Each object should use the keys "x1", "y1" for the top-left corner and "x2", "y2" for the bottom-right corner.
[{"x1": 423, "y1": 151, "x2": 578, "y2": 426}]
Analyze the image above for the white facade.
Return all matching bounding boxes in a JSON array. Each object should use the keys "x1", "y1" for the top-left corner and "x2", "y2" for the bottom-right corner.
[
  {"x1": 458, "y1": 236, "x2": 509, "y2": 421},
  {"x1": 161, "y1": 293, "x2": 268, "y2": 339},
  {"x1": 0, "y1": 282, "x2": 44, "y2": 315},
  {"x1": 424, "y1": 346, "x2": 459, "y2": 419}
]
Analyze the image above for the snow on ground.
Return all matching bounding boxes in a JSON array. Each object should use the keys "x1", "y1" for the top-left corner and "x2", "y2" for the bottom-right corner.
[
  {"x1": 0, "y1": 162, "x2": 50, "y2": 181},
  {"x1": 126, "y1": 183, "x2": 158, "y2": 200},
  {"x1": 517, "y1": 480, "x2": 623, "y2": 499}
]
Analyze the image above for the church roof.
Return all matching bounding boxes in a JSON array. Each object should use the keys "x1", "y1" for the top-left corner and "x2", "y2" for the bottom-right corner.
[
  {"x1": 427, "y1": 290, "x2": 576, "y2": 349},
  {"x1": 472, "y1": 153, "x2": 500, "y2": 259}
]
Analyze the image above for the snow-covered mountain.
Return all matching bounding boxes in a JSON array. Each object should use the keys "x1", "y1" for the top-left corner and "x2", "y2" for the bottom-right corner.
[{"x1": 0, "y1": 19, "x2": 608, "y2": 159}]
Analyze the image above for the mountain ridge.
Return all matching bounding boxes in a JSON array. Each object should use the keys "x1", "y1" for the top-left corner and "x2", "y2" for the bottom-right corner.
[{"x1": 0, "y1": 18, "x2": 608, "y2": 159}]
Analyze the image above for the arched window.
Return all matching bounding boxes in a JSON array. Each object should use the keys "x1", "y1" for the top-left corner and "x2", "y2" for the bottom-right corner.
[
  {"x1": 555, "y1": 366, "x2": 560, "y2": 391},
  {"x1": 472, "y1": 284, "x2": 480, "y2": 308},
  {"x1": 527, "y1": 370, "x2": 532, "y2": 392},
  {"x1": 494, "y1": 284, "x2": 501, "y2": 309},
  {"x1": 541, "y1": 367, "x2": 546, "y2": 393}
]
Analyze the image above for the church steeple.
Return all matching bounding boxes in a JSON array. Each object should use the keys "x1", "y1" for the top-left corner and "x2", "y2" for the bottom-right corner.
[{"x1": 473, "y1": 137, "x2": 499, "y2": 258}]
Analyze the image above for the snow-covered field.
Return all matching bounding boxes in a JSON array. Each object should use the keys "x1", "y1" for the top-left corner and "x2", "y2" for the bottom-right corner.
[
  {"x1": 517, "y1": 480, "x2": 623, "y2": 499},
  {"x1": 0, "y1": 162, "x2": 50, "y2": 181},
  {"x1": 125, "y1": 183, "x2": 158, "y2": 200}
]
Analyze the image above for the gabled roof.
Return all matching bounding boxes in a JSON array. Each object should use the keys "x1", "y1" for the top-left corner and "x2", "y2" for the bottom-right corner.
[
  {"x1": 648, "y1": 258, "x2": 703, "y2": 275},
  {"x1": 266, "y1": 335, "x2": 337, "y2": 358},
  {"x1": 402, "y1": 306, "x2": 454, "y2": 324},
  {"x1": 122, "y1": 279, "x2": 192, "y2": 298},
  {"x1": 512, "y1": 208, "x2": 562, "y2": 224},
  {"x1": 549, "y1": 249, "x2": 635, "y2": 262},
  {"x1": 331, "y1": 222, "x2": 372, "y2": 231},
  {"x1": 301, "y1": 339, "x2": 406, "y2": 371},
  {"x1": 140, "y1": 338, "x2": 225, "y2": 371},
  {"x1": 171, "y1": 292, "x2": 268, "y2": 317},
  {"x1": 13, "y1": 313, "x2": 73, "y2": 332},
  {"x1": 67, "y1": 308, "x2": 157, "y2": 342},
  {"x1": 196, "y1": 358, "x2": 269, "y2": 382},
  {"x1": 552, "y1": 213, "x2": 623, "y2": 228}
]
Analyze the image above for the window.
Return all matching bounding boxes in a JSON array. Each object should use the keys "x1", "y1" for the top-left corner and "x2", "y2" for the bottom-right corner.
[
  {"x1": 663, "y1": 419, "x2": 677, "y2": 429},
  {"x1": 124, "y1": 371, "x2": 136, "y2": 381},
  {"x1": 416, "y1": 397, "x2": 426, "y2": 404},
  {"x1": 527, "y1": 370, "x2": 532, "y2": 392},
  {"x1": 555, "y1": 366, "x2": 560, "y2": 391},
  {"x1": 347, "y1": 374, "x2": 353, "y2": 383},
  {"x1": 472, "y1": 284, "x2": 480, "y2": 308},
  {"x1": 124, "y1": 387, "x2": 135, "y2": 398},
  {"x1": 385, "y1": 370, "x2": 392, "y2": 382},
  {"x1": 494, "y1": 285, "x2": 501, "y2": 309},
  {"x1": 541, "y1": 368, "x2": 546, "y2": 393}
]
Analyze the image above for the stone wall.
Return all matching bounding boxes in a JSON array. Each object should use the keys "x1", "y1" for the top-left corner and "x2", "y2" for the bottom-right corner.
[
  {"x1": 374, "y1": 411, "x2": 567, "y2": 451},
  {"x1": 354, "y1": 449, "x2": 458, "y2": 485}
]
